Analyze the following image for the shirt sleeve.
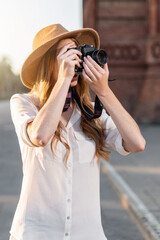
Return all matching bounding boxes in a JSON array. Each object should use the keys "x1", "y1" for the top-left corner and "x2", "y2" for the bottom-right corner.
[
  {"x1": 10, "y1": 93, "x2": 38, "y2": 147},
  {"x1": 99, "y1": 108, "x2": 130, "y2": 156}
]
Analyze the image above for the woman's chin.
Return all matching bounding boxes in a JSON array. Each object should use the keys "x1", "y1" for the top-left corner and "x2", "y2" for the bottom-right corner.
[
  {"x1": 70, "y1": 78, "x2": 78, "y2": 87},
  {"x1": 70, "y1": 82, "x2": 77, "y2": 87}
]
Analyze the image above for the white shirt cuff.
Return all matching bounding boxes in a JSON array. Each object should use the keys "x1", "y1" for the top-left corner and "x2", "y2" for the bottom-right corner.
[{"x1": 20, "y1": 116, "x2": 37, "y2": 147}]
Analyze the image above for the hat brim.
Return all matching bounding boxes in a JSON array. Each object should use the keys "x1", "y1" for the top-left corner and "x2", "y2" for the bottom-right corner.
[{"x1": 20, "y1": 28, "x2": 100, "y2": 89}]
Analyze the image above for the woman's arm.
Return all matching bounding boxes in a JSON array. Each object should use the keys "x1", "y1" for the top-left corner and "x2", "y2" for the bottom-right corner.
[
  {"x1": 27, "y1": 78, "x2": 72, "y2": 146},
  {"x1": 96, "y1": 88, "x2": 146, "y2": 152},
  {"x1": 27, "y1": 42, "x2": 82, "y2": 146},
  {"x1": 82, "y1": 56, "x2": 146, "y2": 153}
]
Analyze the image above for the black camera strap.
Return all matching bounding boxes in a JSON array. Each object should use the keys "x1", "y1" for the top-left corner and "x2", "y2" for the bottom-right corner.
[
  {"x1": 63, "y1": 87, "x2": 103, "y2": 119},
  {"x1": 73, "y1": 93, "x2": 103, "y2": 119},
  {"x1": 63, "y1": 87, "x2": 72, "y2": 112}
]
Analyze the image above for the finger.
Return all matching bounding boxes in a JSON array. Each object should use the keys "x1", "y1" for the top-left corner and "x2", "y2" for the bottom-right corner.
[
  {"x1": 70, "y1": 59, "x2": 82, "y2": 68},
  {"x1": 67, "y1": 54, "x2": 82, "y2": 64},
  {"x1": 86, "y1": 55, "x2": 105, "y2": 74},
  {"x1": 57, "y1": 42, "x2": 75, "y2": 56},
  {"x1": 83, "y1": 62, "x2": 96, "y2": 81},
  {"x1": 82, "y1": 69, "x2": 92, "y2": 84},
  {"x1": 84, "y1": 57, "x2": 101, "y2": 79},
  {"x1": 62, "y1": 49, "x2": 82, "y2": 58},
  {"x1": 103, "y1": 63, "x2": 109, "y2": 72}
]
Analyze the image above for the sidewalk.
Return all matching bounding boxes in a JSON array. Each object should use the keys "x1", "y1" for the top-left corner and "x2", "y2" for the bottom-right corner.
[
  {"x1": 101, "y1": 123, "x2": 160, "y2": 240},
  {"x1": 100, "y1": 169, "x2": 144, "y2": 240}
]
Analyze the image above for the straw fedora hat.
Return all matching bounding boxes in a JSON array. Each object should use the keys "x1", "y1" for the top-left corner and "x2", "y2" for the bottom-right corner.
[{"x1": 20, "y1": 23, "x2": 100, "y2": 89}]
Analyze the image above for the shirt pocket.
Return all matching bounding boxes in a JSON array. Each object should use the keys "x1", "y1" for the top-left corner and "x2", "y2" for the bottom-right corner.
[{"x1": 74, "y1": 130, "x2": 96, "y2": 164}]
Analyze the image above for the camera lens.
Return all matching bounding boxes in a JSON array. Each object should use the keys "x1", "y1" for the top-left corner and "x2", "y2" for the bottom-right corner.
[{"x1": 92, "y1": 50, "x2": 108, "y2": 65}]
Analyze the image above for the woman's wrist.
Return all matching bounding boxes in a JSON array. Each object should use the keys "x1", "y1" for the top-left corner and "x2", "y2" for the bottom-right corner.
[
  {"x1": 96, "y1": 86, "x2": 112, "y2": 99},
  {"x1": 57, "y1": 75, "x2": 72, "y2": 87},
  {"x1": 96, "y1": 87, "x2": 122, "y2": 116}
]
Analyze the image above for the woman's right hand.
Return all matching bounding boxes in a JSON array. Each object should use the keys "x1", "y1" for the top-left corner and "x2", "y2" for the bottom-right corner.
[{"x1": 56, "y1": 42, "x2": 82, "y2": 83}]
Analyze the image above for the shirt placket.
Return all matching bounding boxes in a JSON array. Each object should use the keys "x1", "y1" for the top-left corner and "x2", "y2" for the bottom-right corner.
[{"x1": 63, "y1": 130, "x2": 73, "y2": 240}]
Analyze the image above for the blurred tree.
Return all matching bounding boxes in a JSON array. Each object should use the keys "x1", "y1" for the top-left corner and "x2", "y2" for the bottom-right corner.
[{"x1": 0, "y1": 56, "x2": 28, "y2": 100}]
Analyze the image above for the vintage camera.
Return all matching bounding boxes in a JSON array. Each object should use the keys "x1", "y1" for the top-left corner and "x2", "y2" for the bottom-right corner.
[{"x1": 68, "y1": 44, "x2": 108, "y2": 73}]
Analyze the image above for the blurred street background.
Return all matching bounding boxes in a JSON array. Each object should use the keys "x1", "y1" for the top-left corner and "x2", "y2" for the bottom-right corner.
[{"x1": 0, "y1": 0, "x2": 160, "y2": 240}]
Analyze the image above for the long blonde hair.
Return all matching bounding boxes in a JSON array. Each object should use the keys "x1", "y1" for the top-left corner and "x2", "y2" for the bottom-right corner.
[{"x1": 28, "y1": 39, "x2": 111, "y2": 168}]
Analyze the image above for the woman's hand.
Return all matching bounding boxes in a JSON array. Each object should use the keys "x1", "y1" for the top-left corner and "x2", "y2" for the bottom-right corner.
[
  {"x1": 82, "y1": 55, "x2": 110, "y2": 96},
  {"x1": 56, "y1": 42, "x2": 82, "y2": 82}
]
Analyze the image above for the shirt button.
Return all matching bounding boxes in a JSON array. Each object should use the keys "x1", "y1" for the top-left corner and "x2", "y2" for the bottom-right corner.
[
  {"x1": 67, "y1": 198, "x2": 71, "y2": 202},
  {"x1": 65, "y1": 232, "x2": 69, "y2": 236},
  {"x1": 67, "y1": 216, "x2": 70, "y2": 220}
]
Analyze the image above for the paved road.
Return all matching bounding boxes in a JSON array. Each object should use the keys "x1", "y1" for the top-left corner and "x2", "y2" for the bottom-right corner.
[
  {"x1": 110, "y1": 123, "x2": 160, "y2": 223},
  {"x1": 0, "y1": 99, "x2": 144, "y2": 240}
]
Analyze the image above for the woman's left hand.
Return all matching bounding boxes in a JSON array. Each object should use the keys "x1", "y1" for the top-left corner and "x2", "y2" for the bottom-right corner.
[{"x1": 82, "y1": 55, "x2": 110, "y2": 96}]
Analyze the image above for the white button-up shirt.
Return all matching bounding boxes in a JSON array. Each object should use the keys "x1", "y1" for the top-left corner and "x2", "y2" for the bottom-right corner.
[{"x1": 9, "y1": 93, "x2": 130, "y2": 240}]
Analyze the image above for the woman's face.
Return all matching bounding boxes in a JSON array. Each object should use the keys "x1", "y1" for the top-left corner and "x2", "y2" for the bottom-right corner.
[{"x1": 53, "y1": 38, "x2": 80, "y2": 87}]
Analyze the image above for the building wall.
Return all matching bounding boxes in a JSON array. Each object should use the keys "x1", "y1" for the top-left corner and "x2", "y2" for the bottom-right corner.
[{"x1": 83, "y1": 0, "x2": 160, "y2": 122}]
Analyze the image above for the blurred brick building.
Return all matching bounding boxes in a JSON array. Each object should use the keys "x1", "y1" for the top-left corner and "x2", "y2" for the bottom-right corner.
[{"x1": 83, "y1": 0, "x2": 160, "y2": 122}]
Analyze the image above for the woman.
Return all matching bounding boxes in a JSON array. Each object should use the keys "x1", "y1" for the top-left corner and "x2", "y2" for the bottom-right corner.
[{"x1": 9, "y1": 24, "x2": 146, "y2": 240}]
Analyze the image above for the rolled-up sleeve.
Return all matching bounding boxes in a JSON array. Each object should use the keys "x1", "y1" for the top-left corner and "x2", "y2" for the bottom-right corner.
[
  {"x1": 100, "y1": 109, "x2": 130, "y2": 156},
  {"x1": 10, "y1": 93, "x2": 38, "y2": 147}
]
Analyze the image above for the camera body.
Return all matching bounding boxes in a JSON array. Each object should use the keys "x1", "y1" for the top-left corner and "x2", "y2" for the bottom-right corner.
[{"x1": 68, "y1": 44, "x2": 108, "y2": 73}]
